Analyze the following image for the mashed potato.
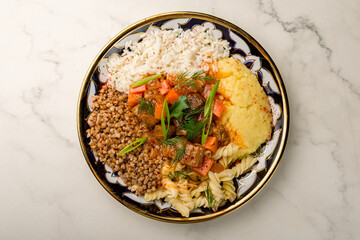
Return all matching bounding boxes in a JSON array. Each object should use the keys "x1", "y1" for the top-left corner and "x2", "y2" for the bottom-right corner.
[{"x1": 215, "y1": 57, "x2": 272, "y2": 156}]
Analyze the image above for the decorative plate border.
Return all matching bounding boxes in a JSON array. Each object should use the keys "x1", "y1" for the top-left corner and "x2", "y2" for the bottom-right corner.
[{"x1": 77, "y1": 11, "x2": 290, "y2": 223}]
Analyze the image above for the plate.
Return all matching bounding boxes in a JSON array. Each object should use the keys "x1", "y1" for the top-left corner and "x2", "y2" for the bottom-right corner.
[{"x1": 77, "y1": 11, "x2": 289, "y2": 223}]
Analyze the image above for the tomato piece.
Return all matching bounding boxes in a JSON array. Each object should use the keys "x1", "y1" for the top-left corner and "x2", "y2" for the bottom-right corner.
[
  {"x1": 128, "y1": 93, "x2": 142, "y2": 107},
  {"x1": 203, "y1": 136, "x2": 218, "y2": 153},
  {"x1": 129, "y1": 85, "x2": 147, "y2": 93},
  {"x1": 213, "y1": 101, "x2": 225, "y2": 118},
  {"x1": 165, "y1": 88, "x2": 181, "y2": 105},
  {"x1": 191, "y1": 156, "x2": 214, "y2": 177},
  {"x1": 159, "y1": 80, "x2": 171, "y2": 95},
  {"x1": 154, "y1": 104, "x2": 165, "y2": 120}
]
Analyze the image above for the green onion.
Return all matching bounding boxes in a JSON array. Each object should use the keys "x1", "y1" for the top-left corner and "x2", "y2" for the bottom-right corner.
[
  {"x1": 201, "y1": 107, "x2": 213, "y2": 144},
  {"x1": 203, "y1": 80, "x2": 220, "y2": 118},
  {"x1": 201, "y1": 80, "x2": 220, "y2": 144},
  {"x1": 118, "y1": 137, "x2": 147, "y2": 156},
  {"x1": 161, "y1": 98, "x2": 170, "y2": 140},
  {"x1": 131, "y1": 73, "x2": 163, "y2": 88}
]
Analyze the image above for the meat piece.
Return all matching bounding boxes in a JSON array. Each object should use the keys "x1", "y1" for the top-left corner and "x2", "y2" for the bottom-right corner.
[
  {"x1": 210, "y1": 123, "x2": 230, "y2": 146},
  {"x1": 161, "y1": 141, "x2": 183, "y2": 158},
  {"x1": 192, "y1": 156, "x2": 214, "y2": 176},
  {"x1": 180, "y1": 143, "x2": 205, "y2": 167},
  {"x1": 191, "y1": 135, "x2": 202, "y2": 144},
  {"x1": 173, "y1": 118, "x2": 181, "y2": 128},
  {"x1": 146, "y1": 79, "x2": 161, "y2": 90},
  {"x1": 132, "y1": 105, "x2": 159, "y2": 128},
  {"x1": 176, "y1": 128, "x2": 187, "y2": 136},
  {"x1": 144, "y1": 90, "x2": 164, "y2": 104},
  {"x1": 154, "y1": 125, "x2": 163, "y2": 140},
  {"x1": 168, "y1": 125, "x2": 176, "y2": 137},
  {"x1": 201, "y1": 83, "x2": 214, "y2": 100},
  {"x1": 153, "y1": 125, "x2": 176, "y2": 140},
  {"x1": 187, "y1": 93, "x2": 205, "y2": 109},
  {"x1": 176, "y1": 85, "x2": 198, "y2": 95}
]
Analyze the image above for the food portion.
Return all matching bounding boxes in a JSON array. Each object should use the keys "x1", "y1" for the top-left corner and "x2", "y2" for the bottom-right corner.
[
  {"x1": 215, "y1": 57, "x2": 272, "y2": 157},
  {"x1": 107, "y1": 27, "x2": 230, "y2": 93},
  {"x1": 87, "y1": 27, "x2": 272, "y2": 217},
  {"x1": 87, "y1": 86, "x2": 164, "y2": 195}
]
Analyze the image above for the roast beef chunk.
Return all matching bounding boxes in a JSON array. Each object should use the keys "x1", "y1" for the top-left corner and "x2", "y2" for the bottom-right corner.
[
  {"x1": 180, "y1": 143, "x2": 205, "y2": 167},
  {"x1": 154, "y1": 125, "x2": 176, "y2": 140},
  {"x1": 161, "y1": 141, "x2": 183, "y2": 158},
  {"x1": 210, "y1": 123, "x2": 230, "y2": 146},
  {"x1": 132, "y1": 105, "x2": 159, "y2": 128},
  {"x1": 176, "y1": 128, "x2": 187, "y2": 136},
  {"x1": 187, "y1": 93, "x2": 205, "y2": 109}
]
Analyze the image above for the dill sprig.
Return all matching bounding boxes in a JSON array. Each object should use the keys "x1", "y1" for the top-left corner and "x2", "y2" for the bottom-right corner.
[
  {"x1": 168, "y1": 169, "x2": 191, "y2": 180},
  {"x1": 205, "y1": 184, "x2": 215, "y2": 209},
  {"x1": 171, "y1": 142, "x2": 186, "y2": 167},
  {"x1": 174, "y1": 70, "x2": 215, "y2": 90},
  {"x1": 161, "y1": 137, "x2": 186, "y2": 167},
  {"x1": 161, "y1": 137, "x2": 186, "y2": 146},
  {"x1": 137, "y1": 98, "x2": 155, "y2": 116}
]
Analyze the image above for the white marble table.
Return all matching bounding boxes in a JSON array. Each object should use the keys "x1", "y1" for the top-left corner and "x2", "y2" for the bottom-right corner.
[{"x1": 1, "y1": 0, "x2": 359, "y2": 239}]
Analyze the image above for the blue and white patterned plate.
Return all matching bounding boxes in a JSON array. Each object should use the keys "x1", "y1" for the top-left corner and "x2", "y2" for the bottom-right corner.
[{"x1": 77, "y1": 12, "x2": 289, "y2": 223}]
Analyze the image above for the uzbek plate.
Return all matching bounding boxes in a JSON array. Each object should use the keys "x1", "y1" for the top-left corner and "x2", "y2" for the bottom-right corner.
[{"x1": 77, "y1": 11, "x2": 289, "y2": 223}]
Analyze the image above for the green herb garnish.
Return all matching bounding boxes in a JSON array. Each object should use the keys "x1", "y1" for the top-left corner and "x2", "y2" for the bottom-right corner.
[
  {"x1": 131, "y1": 73, "x2": 163, "y2": 88},
  {"x1": 201, "y1": 80, "x2": 220, "y2": 144},
  {"x1": 161, "y1": 98, "x2": 170, "y2": 140},
  {"x1": 178, "y1": 106, "x2": 204, "y2": 129},
  {"x1": 118, "y1": 137, "x2": 147, "y2": 156},
  {"x1": 169, "y1": 95, "x2": 190, "y2": 119},
  {"x1": 137, "y1": 98, "x2": 155, "y2": 115},
  {"x1": 205, "y1": 184, "x2": 215, "y2": 209},
  {"x1": 171, "y1": 142, "x2": 186, "y2": 167},
  {"x1": 168, "y1": 169, "x2": 191, "y2": 180},
  {"x1": 174, "y1": 70, "x2": 214, "y2": 90},
  {"x1": 176, "y1": 105, "x2": 205, "y2": 141},
  {"x1": 161, "y1": 137, "x2": 186, "y2": 167},
  {"x1": 161, "y1": 137, "x2": 186, "y2": 146},
  {"x1": 203, "y1": 80, "x2": 220, "y2": 117},
  {"x1": 184, "y1": 118, "x2": 207, "y2": 141},
  {"x1": 253, "y1": 146, "x2": 262, "y2": 157}
]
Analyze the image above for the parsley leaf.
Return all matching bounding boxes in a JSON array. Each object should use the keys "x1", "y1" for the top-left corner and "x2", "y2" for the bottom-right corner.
[
  {"x1": 169, "y1": 95, "x2": 190, "y2": 120},
  {"x1": 178, "y1": 106, "x2": 204, "y2": 128},
  {"x1": 184, "y1": 118, "x2": 207, "y2": 140}
]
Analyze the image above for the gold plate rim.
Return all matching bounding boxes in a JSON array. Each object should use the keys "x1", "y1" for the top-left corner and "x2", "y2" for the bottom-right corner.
[{"x1": 77, "y1": 11, "x2": 290, "y2": 223}]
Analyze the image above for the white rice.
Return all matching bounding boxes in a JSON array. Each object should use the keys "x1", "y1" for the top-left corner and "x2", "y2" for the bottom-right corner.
[{"x1": 107, "y1": 26, "x2": 230, "y2": 93}]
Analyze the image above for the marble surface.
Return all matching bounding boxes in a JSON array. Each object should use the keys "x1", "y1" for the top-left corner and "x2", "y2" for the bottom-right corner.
[{"x1": 0, "y1": 0, "x2": 359, "y2": 239}]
